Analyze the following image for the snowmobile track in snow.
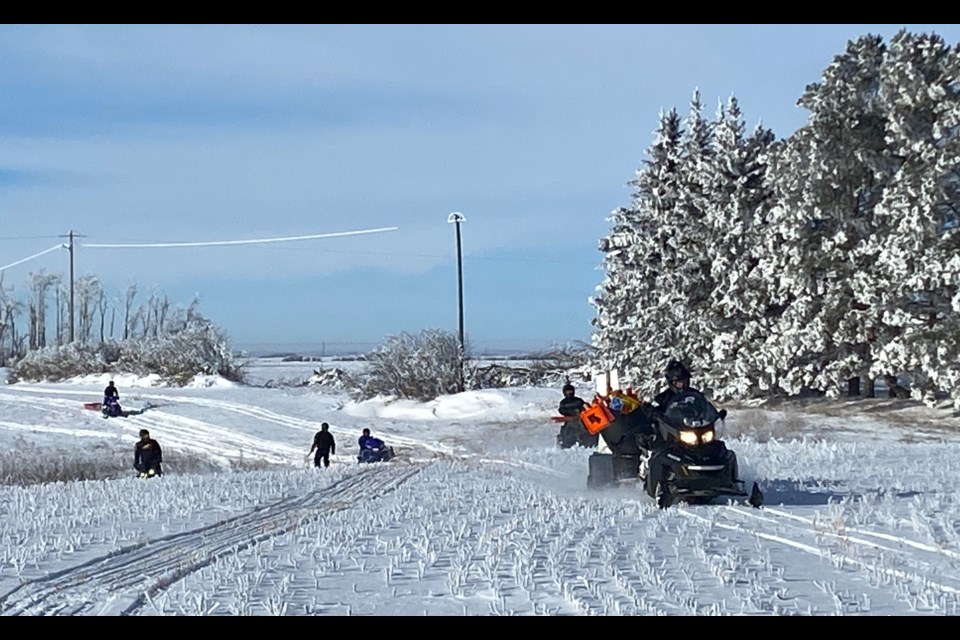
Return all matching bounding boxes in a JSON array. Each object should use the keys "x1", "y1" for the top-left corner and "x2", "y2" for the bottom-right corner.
[{"x1": 0, "y1": 464, "x2": 422, "y2": 616}]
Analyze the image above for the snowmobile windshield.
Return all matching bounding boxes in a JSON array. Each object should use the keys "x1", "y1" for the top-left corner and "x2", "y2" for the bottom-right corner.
[{"x1": 663, "y1": 390, "x2": 720, "y2": 427}]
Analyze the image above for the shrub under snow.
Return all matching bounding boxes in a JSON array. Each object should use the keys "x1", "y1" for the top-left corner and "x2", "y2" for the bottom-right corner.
[{"x1": 6, "y1": 320, "x2": 248, "y2": 386}]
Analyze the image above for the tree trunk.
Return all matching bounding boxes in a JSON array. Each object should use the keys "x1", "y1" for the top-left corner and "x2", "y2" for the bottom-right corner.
[
  {"x1": 847, "y1": 376, "x2": 861, "y2": 397},
  {"x1": 884, "y1": 374, "x2": 910, "y2": 399}
]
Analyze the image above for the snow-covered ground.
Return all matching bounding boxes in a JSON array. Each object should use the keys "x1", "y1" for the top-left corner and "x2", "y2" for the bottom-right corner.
[{"x1": 1, "y1": 358, "x2": 959, "y2": 616}]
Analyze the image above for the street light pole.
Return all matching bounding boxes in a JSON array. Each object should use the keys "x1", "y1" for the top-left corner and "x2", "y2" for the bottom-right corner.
[{"x1": 447, "y1": 212, "x2": 466, "y2": 392}]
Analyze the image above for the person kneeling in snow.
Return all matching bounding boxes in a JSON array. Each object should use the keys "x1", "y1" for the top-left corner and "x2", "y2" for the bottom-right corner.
[{"x1": 134, "y1": 429, "x2": 163, "y2": 478}]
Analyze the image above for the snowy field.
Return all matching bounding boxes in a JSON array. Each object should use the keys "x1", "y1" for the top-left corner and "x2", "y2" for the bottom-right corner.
[{"x1": 1, "y1": 358, "x2": 959, "y2": 616}]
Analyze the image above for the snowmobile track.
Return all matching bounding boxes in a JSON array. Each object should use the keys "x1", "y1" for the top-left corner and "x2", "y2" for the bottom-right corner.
[{"x1": 0, "y1": 464, "x2": 421, "y2": 616}]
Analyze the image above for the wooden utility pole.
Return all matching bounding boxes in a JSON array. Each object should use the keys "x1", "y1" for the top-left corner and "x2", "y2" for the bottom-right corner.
[
  {"x1": 68, "y1": 230, "x2": 75, "y2": 343},
  {"x1": 447, "y1": 212, "x2": 466, "y2": 393},
  {"x1": 59, "y1": 230, "x2": 82, "y2": 343}
]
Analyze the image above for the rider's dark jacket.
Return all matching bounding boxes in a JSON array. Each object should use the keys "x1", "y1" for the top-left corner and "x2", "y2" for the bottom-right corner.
[
  {"x1": 312, "y1": 429, "x2": 336, "y2": 454},
  {"x1": 103, "y1": 383, "x2": 119, "y2": 405},
  {"x1": 134, "y1": 438, "x2": 163, "y2": 474},
  {"x1": 651, "y1": 385, "x2": 701, "y2": 414},
  {"x1": 558, "y1": 395, "x2": 588, "y2": 417}
]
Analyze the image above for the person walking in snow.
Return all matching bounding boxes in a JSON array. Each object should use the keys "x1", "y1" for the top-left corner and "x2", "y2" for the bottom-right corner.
[
  {"x1": 134, "y1": 429, "x2": 163, "y2": 478},
  {"x1": 307, "y1": 422, "x2": 336, "y2": 468}
]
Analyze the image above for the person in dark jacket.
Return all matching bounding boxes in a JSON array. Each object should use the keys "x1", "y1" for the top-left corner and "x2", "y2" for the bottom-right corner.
[
  {"x1": 307, "y1": 422, "x2": 336, "y2": 468},
  {"x1": 558, "y1": 383, "x2": 588, "y2": 417},
  {"x1": 651, "y1": 360, "x2": 696, "y2": 413},
  {"x1": 134, "y1": 429, "x2": 163, "y2": 478},
  {"x1": 649, "y1": 359, "x2": 727, "y2": 421},
  {"x1": 103, "y1": 380, "x2": 123, "y2": 416},
  {"x1": 557, "y1": 383, "x2": 598, "y2": 448},
  {"x1": 104, "y1": 380, "x2": 119, "y2": 403}
]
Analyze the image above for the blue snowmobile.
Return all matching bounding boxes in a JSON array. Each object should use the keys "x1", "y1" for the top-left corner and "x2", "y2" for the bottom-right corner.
[
  {"x1": 358, "y1": 436, "x2": 395, "y2": 463},
  {"x1": 102, "y1": 396, "x2": 126, "y2": 418}
]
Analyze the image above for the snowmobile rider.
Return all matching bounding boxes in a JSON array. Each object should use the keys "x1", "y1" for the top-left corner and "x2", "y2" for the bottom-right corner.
[
  {"x1": 307, "y1": 422, "x2": 336, "y2": 468},
  {"x1": 558, "y1": 383, "x2": 589, "y2": 417},
  {"x1": 358, "y1": 428, "x2": 383, "y2": 451},
  {"x1": 650, "y1": 360, "x2": 695, "y2": 413},
  {"x1": 103, "y1": 380, "x2": 123, "y2": 417},
  {"x1": 104, "y1": 379, "x2": 120, "y2": 404},
  {"x1": 650, "y1": 360, "x2": 726, "y2": 420},
  {"x1": 134, "y1": 429, "x2": 163, "y2": 478}
]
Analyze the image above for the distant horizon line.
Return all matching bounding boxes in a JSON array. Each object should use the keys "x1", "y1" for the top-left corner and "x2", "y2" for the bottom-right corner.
[{"x1": 235, "y1": 338, "x2": 590, "y2": 356}]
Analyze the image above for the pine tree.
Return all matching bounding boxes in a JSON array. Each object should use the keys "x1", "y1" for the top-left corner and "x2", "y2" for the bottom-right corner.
[
  {"x1": 702, "y1": 96, "x2": 776, "y2": 398},
  {"x1": 592, "y1": 108, "x2": 685, "y2": 397},
  {"x1": 752, "y1": 34, "x2": 891, "y2": 396},
  {"x1": 868, "y1": 30, "x2": 960, "y2": 406}
]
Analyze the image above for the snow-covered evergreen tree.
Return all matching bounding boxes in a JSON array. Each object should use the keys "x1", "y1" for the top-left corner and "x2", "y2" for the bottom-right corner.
[
  {"x1": 701, "y1": 97, "x2": 776, "y2": 398},
  {"x1": 668, "y1": 90, "x2": 717, "y2": 374},
  {"x1": 750, "y1": 34, "x2": 892, "y2": 397},
  {"x1": 594, "y1": 29, "x2": 960, "y2": 408},
  {"x1": 867, "y1": 30, "x2": 960, "y2": 407},
  {"x1": 592, "y1": 108, "x2": 685, "y2": 397}
]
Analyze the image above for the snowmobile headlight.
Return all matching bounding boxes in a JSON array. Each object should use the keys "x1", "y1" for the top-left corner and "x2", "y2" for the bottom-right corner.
[
  {"x1": 679, "y1": 430, "x2": 699, "y2": 446},
  {"x1": 700, "y1": 429, "x2": 715, "y2": 443}
]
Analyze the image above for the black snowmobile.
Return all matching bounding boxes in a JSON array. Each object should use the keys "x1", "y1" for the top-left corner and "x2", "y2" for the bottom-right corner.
[
  {"x1": 587, "y1": 390, "x2": 762, "y2": 509},
  {"x1": 555, "y1": 415, "x2": 600, "y2": 449}
]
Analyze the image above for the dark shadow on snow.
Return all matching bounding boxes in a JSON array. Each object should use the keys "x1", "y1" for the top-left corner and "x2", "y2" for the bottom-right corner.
[{"x1": 753, "y1": 478, "x2": 922, "y2": 506}]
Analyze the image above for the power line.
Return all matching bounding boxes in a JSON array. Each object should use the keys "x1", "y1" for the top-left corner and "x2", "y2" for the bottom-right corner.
[
  {"x1": 210, "y1": 244, "x2": 599, "y2": 266},
  {"x1": 0, "y1": 235, "x2": 64, "y2": 241},
  {"x1": 0, "y1": 244, "x2": 63, "y2": 274},
  {"x1": 82, "y1": 227, "x2": 399, "y2": 249}
]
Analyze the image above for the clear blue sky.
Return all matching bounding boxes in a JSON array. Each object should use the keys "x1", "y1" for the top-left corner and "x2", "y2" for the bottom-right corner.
[{"x1": 1, "y1": 24, "x2": 958, "y2": 354}]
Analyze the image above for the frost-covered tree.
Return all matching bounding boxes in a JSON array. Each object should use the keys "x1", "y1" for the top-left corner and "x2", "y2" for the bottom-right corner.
[
  {"x1": 749, "y1": 34, "x2": 893, "y2": 397},
  {"x1": 866, "y1": 31, "x2": 960, "y2": 406},
  {"x1": 74, "y1": 274, "x2": 105, "y2": 344},
  {"x1": 592, "y1": 107, "x2": 686, "y2": 396},
  {"x1": 700, "y1": 97, "x2": 776, "y2": 398},
  {"x1": 668, "y1": 90, "x2": 717, "y2": 367},
  {"x1": 0, "y1": 278, "x2": 24, "y2": 366},
  {"x1": 26, "y1": 270, "x2": 58, "y2": 350}
]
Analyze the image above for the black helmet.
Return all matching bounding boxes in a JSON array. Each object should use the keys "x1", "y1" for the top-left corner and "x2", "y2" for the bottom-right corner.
[
  {"x1": 139, "y1": 429, "x2": 150, "y2": 438},
  {"x1": 362, "y1": 428, "x2": 370, "y2": 435},
  {"x1": 562, "y1": 383, "x2": 575, "y2": 394},
  {"x1": 664, "y1": 360, "x2": 691, "y2": 383}
]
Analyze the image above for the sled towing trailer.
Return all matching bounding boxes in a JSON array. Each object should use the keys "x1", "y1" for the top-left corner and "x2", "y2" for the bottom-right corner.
[{"x1": 583, "y1": 371, "x2": 763, "y2": 510}]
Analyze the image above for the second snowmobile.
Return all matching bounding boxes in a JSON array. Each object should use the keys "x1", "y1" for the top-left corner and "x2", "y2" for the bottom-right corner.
[
  {"x1": 585, "y1": 387, "x2": 762, "y2": 509},
  {"x1": 358, "y1": 438, "x2": 395, "y2": 463}
]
